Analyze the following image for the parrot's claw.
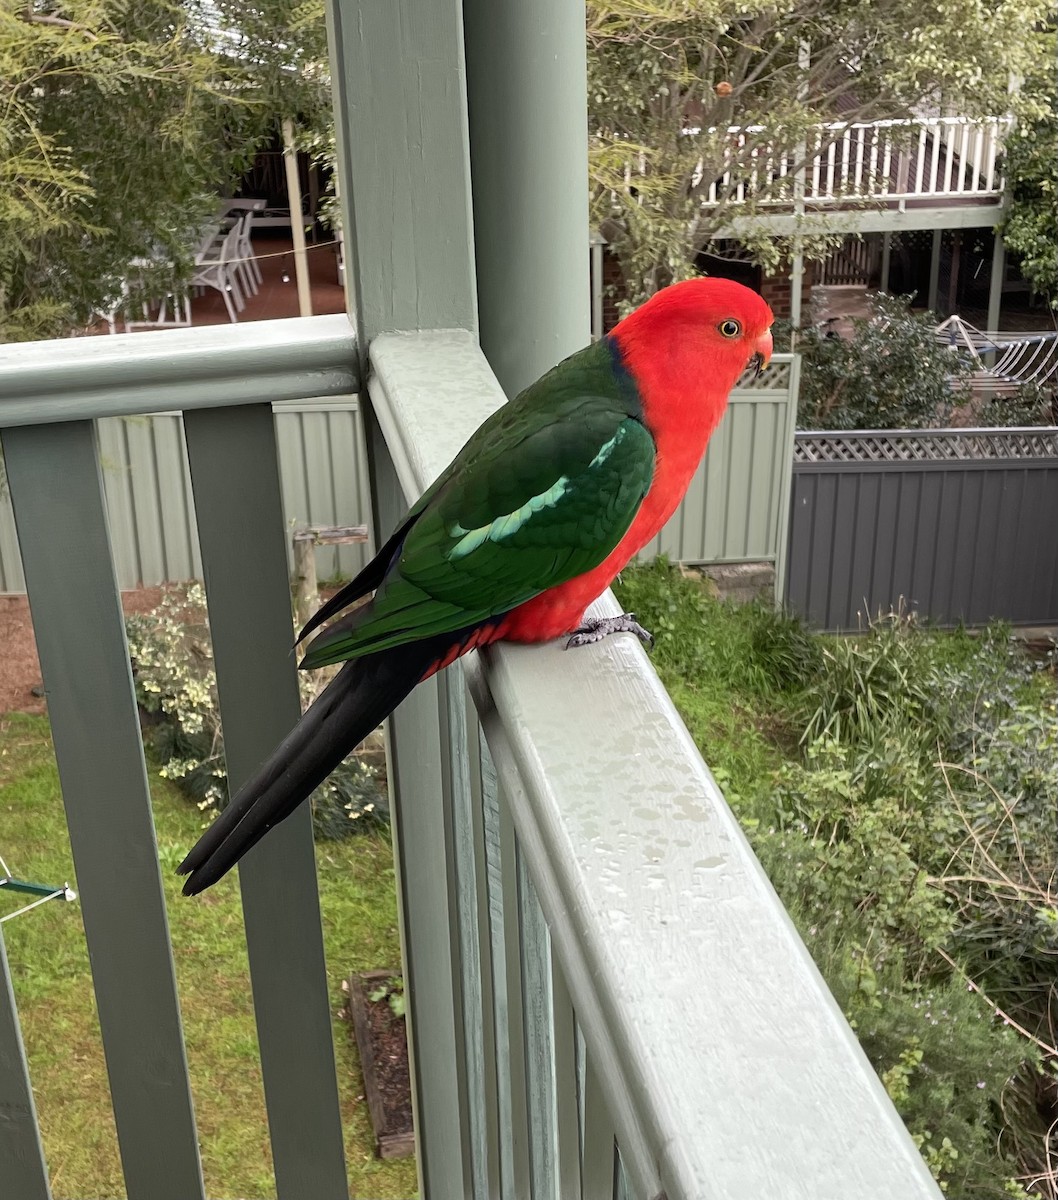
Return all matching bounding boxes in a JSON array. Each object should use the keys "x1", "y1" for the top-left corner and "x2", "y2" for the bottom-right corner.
[{"x1": 565, "y1": 613, "x2": 654, "y2": 650}]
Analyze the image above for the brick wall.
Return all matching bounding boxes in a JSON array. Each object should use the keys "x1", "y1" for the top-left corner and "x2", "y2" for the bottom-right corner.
[
  {"x1": 601, "y1": 248, "x2": 625, "y2": 332},
  {"x1": 760, "y1": 263, "x2": 814, "y2": 323}
]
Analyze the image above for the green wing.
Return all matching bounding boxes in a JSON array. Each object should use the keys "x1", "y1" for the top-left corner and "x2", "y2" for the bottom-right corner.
[{"x1": 301, "y1": 377, "x2": 655, "y2": 667}]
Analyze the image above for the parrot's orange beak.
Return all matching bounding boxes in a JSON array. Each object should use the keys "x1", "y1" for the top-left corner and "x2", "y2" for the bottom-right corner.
[{"x1": 748, "y1": 329, "x2": 773, "y2": 379}]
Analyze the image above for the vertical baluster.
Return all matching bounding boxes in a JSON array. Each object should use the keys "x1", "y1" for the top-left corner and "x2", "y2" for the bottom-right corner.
[
  {"x1": 880, "y1": 133, "x2": 892, "y2": 196},
  {"x1": 810, "y1": 130, "x2": 822, "y2": 198},
  {"x1": 498, "y1": 791, "x2": 533, "y2": 1198},
  {"x1": 957, "y1": 122, "x2": 972, "y2": 191},
  {"x1": 581, "y1": 1053, "x2": 617, "y2": 1200},
  {"x1": 2, "y1": 421, "x2": 205, "y2": 1200},
  {"x1": 0, "y1": 926, "x2": 52, "y2": 1200},
  {"x1": 867, "y1": 128, "x2": 879, "y2": 193},
  {"x1": 943, "y1": 125, "x2": 956, "y2": 194},
  {"x1": 913, "y1": 125, "x2": 927, "y2": 195},
  {"x1": 839, "y1": 130, "x2": 851, "y2": 197},
  {"x1": 927, "y1": 124, "x2": 941, "y2": 195},
  {"x1": 735, "y1": 133, "x2": 746, "y2": 203},
  {"x1": 182, "y1": 405, "x2": 348, "y2": 1200},
  {"x1": 463, "y1": 712, "x2": 502, "y2": 1200},
  {"x1": 970, "y1": 124, "x2": 985, "y2": 193},
  {"x1": 480, "y1": 735, "x2": 517, "y2": 1199},
  {"x1": 552, "y1": 955, "x2": 582, "y2": 1200},
  {"x1": 853, "y1": 126, "x2": 865, "y2": 194},
  {"x1": 984, "y1": 121, "x2": 998, "y2": 192},
  {"x1": 824, "y1": 138, "x2": 836, "y2": 196},
  {"x1": 356, "y1": 405, "x2": 475, "y2": 1198},
  {"x1": 519, "y1": 853, "x2": 560, "y2": 1199}
]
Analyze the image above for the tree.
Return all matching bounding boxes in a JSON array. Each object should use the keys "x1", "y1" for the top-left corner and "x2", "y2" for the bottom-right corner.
[
  {"x1": 0, "y1": 1, "x2": 333, "y2": 343},
  {"x1": 587, "y1": 0, "x2": 1051, "y2": 308},
  {"x1": 1000, "y1": 22, "x2": 1058, "y2": 308},
  {"x1": 1, "y1": 2, "x2": 243, "y2": 341}
]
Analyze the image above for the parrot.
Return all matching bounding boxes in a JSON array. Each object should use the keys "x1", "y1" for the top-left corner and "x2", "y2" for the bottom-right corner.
[{"x1": 178, "y1": 277, "x2": 773, "y2": 894}]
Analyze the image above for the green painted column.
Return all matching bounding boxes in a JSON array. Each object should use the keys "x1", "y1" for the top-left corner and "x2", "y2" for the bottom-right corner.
[
  {"x1": 323, "y1": 4, "x2": 481, "y2": 1196},
  {"x1": 464, "y1": 0, "x2": 592, "y2": 397}
]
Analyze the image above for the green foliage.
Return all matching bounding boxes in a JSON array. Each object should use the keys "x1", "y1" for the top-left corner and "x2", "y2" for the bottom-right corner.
[
  {"x1": 796, "y1": 293, "x2": 976, "y2": 429},
  {"x1": 369, "y1": 975, "x2": 407, "y2": 1020},
  {"x1": 587, "y1": 0, "x2": 1050, "y2": 307},
  {"x1": 1002, "y1": 104, "x2": 1058, "y2": 308},
  {"x1": 614, "y1": 559, "x2": 1057, "y2": 1197},
  {"x1": 0, "y1": 0, "x2": 333, "y2": 341},
  {"x1": 1001, "y1": 23, "x2": 1058, "y2": 308},
  {"x1": 125, "y1": 583, "x2": 387, "y2": 840}
]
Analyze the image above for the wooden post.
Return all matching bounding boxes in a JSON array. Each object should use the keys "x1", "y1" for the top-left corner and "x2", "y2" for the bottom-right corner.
[
  {"x1": 927, "y1": 229, "x2": 943, "y2": 312},
  {"x1": 293, "y1": 536, "x2": 319, "y2": 628},
  {"x1": 947, "y1": 232, "x2": 962, "y2": 315},
  {"x1": 880, "y1": 232, "x2": 892, "y2": 292},
  {"x1": 282, "y1": 118, "x2": 314, "y2": 319},
  {"x1": 987, "y1": 232, "x2": 1005, "y2": 332},
  {"x1": 291, "y1": 524, "x2": 369, "y2": 630}
]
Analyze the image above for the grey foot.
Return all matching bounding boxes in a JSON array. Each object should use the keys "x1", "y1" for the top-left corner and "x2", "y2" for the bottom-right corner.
[{"x1": 565, "y1": 613, "x2": 654, "y2": 650}]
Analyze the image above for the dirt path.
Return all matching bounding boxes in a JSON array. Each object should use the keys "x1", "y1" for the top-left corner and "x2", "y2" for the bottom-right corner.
[{"x1": 0, "y1": 588, "x2": 165, "y2": 715}]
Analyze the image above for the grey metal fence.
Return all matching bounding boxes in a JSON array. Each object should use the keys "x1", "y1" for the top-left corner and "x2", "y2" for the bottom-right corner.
[
  {"x1": 638, "y1": 355, "x2": 798, "y2": 598},
  {"x1": 785, "y1": 428, "x2": 1058, "y2": 630}
]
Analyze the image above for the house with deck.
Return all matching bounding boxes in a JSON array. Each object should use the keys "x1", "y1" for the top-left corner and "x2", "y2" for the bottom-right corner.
[{"x1": 597, "y1": 111, "x2": 1022, "y2": 335}]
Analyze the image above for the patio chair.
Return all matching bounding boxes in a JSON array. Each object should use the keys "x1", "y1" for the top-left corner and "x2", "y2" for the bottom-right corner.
[{"x1": 190, "y1": 225, "x2": 245, "y2": 322}]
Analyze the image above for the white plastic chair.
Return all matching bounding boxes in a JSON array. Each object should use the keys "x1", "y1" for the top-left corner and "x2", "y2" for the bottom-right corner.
[{"x1": 190, "y1": 225, "x2": 245, "y2": 322}]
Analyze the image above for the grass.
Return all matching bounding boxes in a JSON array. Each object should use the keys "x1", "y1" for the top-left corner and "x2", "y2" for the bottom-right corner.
[{"x1": 0, "y1": 712, "x2": 417, "y2": 1200}]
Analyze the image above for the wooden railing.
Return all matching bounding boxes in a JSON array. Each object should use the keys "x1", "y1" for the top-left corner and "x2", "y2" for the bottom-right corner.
[
  {"x1": 691, "y1": 115, "x2": 1011, "y2": 207},
  {"x1": 0, "y1": 318, "x2": 944, "y2": 1199}
]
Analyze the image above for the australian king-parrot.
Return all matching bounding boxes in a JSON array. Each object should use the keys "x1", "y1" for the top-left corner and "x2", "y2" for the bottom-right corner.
[{"x1": 178, "y1": 277, "x2": 773, "y2": 894}]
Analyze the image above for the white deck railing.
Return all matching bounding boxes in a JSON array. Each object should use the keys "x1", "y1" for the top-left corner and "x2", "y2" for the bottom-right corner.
[{"x1": 683, "y1": 115, "x2": 1011, "y2": 207}]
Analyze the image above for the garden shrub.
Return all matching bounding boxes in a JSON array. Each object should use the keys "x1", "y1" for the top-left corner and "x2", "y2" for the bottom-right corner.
[
  {"x1": 795, "y1": 293, "x2": 976, "y2": 430},
  {"x1": 614, "y1": 559, "x2": 1057, "y2": 1198},
  {"x1": 126, "y1": 584, "x2": 387, "y2": 839}
]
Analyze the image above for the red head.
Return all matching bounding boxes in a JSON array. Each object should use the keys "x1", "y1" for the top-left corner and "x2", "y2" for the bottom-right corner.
[
  {"x1": 608, "y1": 276, "x2": 775, "y2": 496},
  {"x1": 612, "y1": 276, "x2": 774, "y2": 402}
]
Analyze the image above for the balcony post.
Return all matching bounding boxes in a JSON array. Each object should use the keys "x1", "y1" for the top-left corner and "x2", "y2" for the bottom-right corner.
[
  {"x1": 323, "y1": 2, "x2": 481, "y2": 1195},
  {"x1": 464, "y1": 0, "x2": 591, "y2": 396},
  {"x1": 927, "y1": 229, "x2": 943, "y2": 311}
]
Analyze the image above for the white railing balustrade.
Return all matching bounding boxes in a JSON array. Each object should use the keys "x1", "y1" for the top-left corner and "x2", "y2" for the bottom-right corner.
[{"x1": 627, "y1": 115, "x2": 1011, "y2": 208}]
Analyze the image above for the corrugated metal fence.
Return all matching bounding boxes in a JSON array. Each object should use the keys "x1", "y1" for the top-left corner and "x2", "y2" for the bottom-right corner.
[
  {"x1": 785, "y1": 428, "x2": 1058, "y2": 630},
  {"x1": 0, "y1": 399, "x2": 373, "y2": 593},
  {"x1": 0, "y1": 358, "x2": 799, "y2": 597},
  {"x1": 638, "y1": 355, "x2": 799, "y2": 590}
]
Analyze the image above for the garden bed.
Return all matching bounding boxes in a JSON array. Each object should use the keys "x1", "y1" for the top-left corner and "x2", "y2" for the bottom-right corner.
[{"x1": 345, "y1": 970, "x2": 414, "y2": 1159}]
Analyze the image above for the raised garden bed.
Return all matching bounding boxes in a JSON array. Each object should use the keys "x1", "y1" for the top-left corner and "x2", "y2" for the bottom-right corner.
[{"x1": 345, "y1": 969, "x2": 414, "y2": 1159}]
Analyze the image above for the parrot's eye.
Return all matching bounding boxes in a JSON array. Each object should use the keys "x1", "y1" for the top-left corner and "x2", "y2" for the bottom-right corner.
[{"x1": 718, "y1": 319, "x2": 742, "y2": 338}]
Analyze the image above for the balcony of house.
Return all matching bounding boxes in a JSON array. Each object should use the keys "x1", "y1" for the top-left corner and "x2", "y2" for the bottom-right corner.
[{"x1": 705, "y1": 115, "x2": 1012, "y2": 236}]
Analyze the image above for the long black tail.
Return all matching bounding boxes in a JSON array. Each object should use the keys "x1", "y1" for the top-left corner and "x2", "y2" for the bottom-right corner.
[{"x1": 177, "y1": 639, "x2": 438, "y2": 895}]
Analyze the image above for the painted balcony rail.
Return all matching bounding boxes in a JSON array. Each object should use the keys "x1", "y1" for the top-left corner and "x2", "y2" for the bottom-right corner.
[
  {"x1": 645, "y1": 115, "x2": 1010, "y2": 208},
  {"x1": 0, "y1": 318, "x2": 943, "y2": 1199},
  {"x1": 365, "y1": 328, "x2": 943, "y2": 1199}
]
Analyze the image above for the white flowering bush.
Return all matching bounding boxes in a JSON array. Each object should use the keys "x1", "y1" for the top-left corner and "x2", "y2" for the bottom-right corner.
[{"x1": 126, "y1": 584, "x2": 387, "y2": 838}]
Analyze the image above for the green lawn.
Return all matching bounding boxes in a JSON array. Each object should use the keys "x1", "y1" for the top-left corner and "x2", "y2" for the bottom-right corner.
[{"x1": 0, "y1": 713, "x2": 417, "y2": 1200}]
